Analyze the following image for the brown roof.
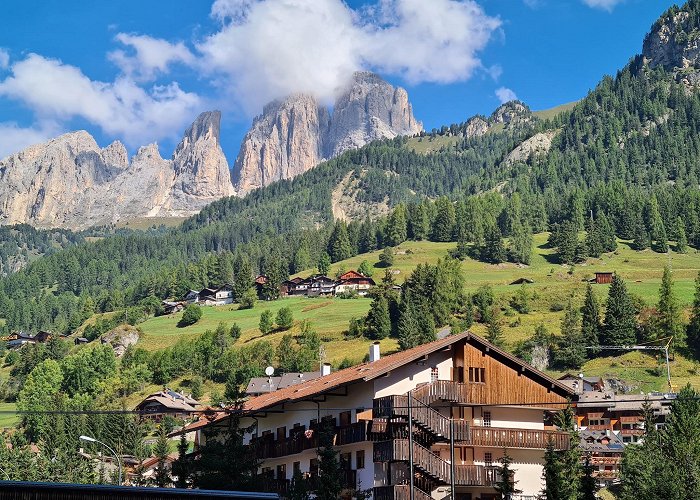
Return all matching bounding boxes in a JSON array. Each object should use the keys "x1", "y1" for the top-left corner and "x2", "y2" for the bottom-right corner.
[{"x1": 179, "y1": 332, "x2": 575, "y2": 434}]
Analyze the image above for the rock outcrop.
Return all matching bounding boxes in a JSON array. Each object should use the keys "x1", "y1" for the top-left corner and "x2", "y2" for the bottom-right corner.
[
  {"x1": 643, "y1": 7, "x2": 700, "y2": 85},
  {"x1": 502, "y1": 131, "x2": 558, "y2": 166},
  {"x1": 233, "y1": 72, "x2": 422, "y2": 195},
  {"x1": 0, "y1": 111, "x2": 235, "y2": 229},
  {"x1": 490, "y1": 101, "x2": 533, "y2": 127}
]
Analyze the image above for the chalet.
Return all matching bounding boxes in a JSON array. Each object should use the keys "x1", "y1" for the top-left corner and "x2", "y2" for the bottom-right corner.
[
  {"x1": 579, "y1": 429, "x2": 624, "y2": 487},
  {"x1": 575, "y1": 390, "x2": 674, "y2": 444},
  {"x1": 246, "y1": 371, "x2": 322, "y2": 397},
  {"x1": 307, "y1": 275, "x2": 337, "y2": 297},
  {"x1": 183, "y1": 285, "x2": 234, "y2": 306},
  {"x1": 182, "y1": 332, "x2": 576, "y2": 500},
  {"x1": 335, "y1": 271, "x2": 376, "y2": 296},
  {"x1": 162, "y1": 301, "x2": 185, "y2": 315},
  {"x1": 3, "y1": 330, "x2": 59, "y2": 349},
  {"x1": 255, "y1": 275, "x2": 269, "y2": 296},
  {"x1": 75, "y1": 337, "x2": 89, "y2": 346},
  {"x1": 135, "y1": 389, "x2": 201, "y2": 421},
  {"x1": 558, "y1": 373, "x2": 605, "y2": 393},
  {"x1": 281, "y1": 277, "x2": 306, "y2": 297},
  {"x1": 594, "y1": 272, "x2": 614, "y2": 285}
]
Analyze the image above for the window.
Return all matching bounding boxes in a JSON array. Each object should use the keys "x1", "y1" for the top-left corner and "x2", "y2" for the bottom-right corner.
[
  {"x1": 483, "y1": 411, "x2": 492, "y2": 427},
  {"x1": 356, "y1": 450, "x2": 365, "y2": 469},
  {"x1": 340, "y1": 452, "x2": 352, "y2": 470},
  {"x1": 277, "y1": 426, "x2": 287, "y2": 441},
  {"x1": 468, "y1": 367, "x2": 486, "y2": 383},
  {"x1": 431, "y1": 366, "x2": 439, "y2": 382},
  {"x1": 293, "y1": 462, "x2": 301, "y2": 475},
  {"x1": 276, "y1": 464, "x2": 286, "y2": 480},
  {"x1": 339, "y1": 411, "x2": 351, "y2": 427},
  {"x1": 484, "y1": 452, "x2": 493, "y2": 467},
  {"x1": 310, "y1": 459, "x2": 319, "y2": 477}
]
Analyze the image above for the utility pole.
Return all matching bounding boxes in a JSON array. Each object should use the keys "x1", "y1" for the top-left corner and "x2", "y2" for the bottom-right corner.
[{"x1": 586, "y1": 337, "x2": 674, "y2": 391}]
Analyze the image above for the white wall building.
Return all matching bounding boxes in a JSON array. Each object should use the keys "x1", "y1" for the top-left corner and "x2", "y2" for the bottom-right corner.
[{"x1": 186, "y1": 333, "x2": 575, "y2": 500}]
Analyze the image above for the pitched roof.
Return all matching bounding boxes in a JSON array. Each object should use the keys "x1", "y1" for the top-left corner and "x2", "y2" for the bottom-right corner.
[
  {"x1": 136, "y1": 390, "x2": 200, "y2": 412},
  {"x1": 181, "y1": 332, "x2": 575, "y2": 433}
]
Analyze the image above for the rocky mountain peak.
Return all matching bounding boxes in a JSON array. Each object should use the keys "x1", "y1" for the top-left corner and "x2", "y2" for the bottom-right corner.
[
  {"x1": 174, "y1": 111, "x2": 222, "y2": 157},
  {"x1": 233, "y1": 72, "x2": 422, "y2": 195},
  {"x1": 490, "y1": 101, "x2": 532, "y2": 126},
  {"x1": 643, "y1": 3, "x2": 700, "y2": 84}
]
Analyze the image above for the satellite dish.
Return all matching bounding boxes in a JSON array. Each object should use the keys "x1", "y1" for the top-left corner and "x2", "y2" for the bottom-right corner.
[{"x1": 265, "y1": 366, "x2": 274, "y2": 376}]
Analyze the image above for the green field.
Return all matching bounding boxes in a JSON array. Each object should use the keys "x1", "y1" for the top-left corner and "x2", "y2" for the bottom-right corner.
[
  {"x1": 0, "y1": 402, "x2": 18, "y2": 429},
  {"x1": 532, "y1": 101, "x2": 578, "y2": 121},
  {"x1": 133, "y1": 233, "x2": 700, "y2": 391}
]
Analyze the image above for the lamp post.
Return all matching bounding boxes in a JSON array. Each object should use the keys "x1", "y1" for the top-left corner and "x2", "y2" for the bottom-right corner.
[{"x1": 80, "y1": 435, "x2": 122, "y2": 485}]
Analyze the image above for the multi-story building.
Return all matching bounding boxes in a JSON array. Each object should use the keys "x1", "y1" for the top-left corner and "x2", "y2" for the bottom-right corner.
[{"x1": 186, "y1": 332, "x2": 575, "y2": 500}]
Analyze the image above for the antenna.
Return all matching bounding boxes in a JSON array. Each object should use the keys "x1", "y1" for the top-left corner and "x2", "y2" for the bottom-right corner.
[{"x1": 265, "y1": 366, "x2": 274, "y2": 393}]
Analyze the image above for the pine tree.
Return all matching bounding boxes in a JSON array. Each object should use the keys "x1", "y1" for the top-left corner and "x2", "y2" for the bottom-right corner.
[
  {"x1": 555, "y1": 301, "x2": 585, "y2": 369},
  {"x1": 676, "y1": 217, "x2": 689, "y2": 253},
  {"x1": 687, "y1": 272, "x2": 700, "y2": 358},
  {"x1": 317, "y1": 253, "x2": 331, "y2": 276},
  {"x1": 580, "y1": 455, "x2": 597, "y2": 500},
  {"x1": 431, "y1": 196, "x2": 456, "y2": 242},
  {"x1": 632, "y1": 221, "x2": 650, "y2": 251},
  {"x1": 598, "y1": 212, "x2": 618, "y2": 253},
  {"x1": 657, "y1": 265, "x2": 682, "y2": 343},
  {"x1": 233, "y1": 255, "x2": 254, "y2": 302},
  {"x1": 486, "y1": 308, "x2": 505, "y2": 348},
  {"x1": 277, "y1": 334, "x2": 297, "y2": 372},
  {"x1": 481, "y1": 222, "x2": 506, "y2": 264},
  {"x1": 494, "y1": 451, "x2": 520, "y2": 499},
  {"x1": 316, "y1": 420, "x2": 342, "y2": 500},
  {"x1": 379, "y1": 247, "x2": 394, "y2": 268},
  {"x1": 327, "y1": 221, "x2": 352, "y2": 263},
  {"x1": 557, "y1": 220, "x2": 580, "y2": 264},
  {"x1": 602, "y1": 274, "x2": 637, "y2": 346},
  {"x1": 509, "y1": 221, "x2": 533, "y2": 265},
  {"x1": 581, "y1": 283, "x2": 601, "y2": 356},
  {"x1": 365, "y1": 296, "x2": 391, "y2": 340},
  {"x1": 152, "y1": 426, "x2": 171, "y2": 488},
  {"x1": 385, "y1": 205, "x2": 408, "y2": 247},
  {"x1": 541, "y1": 439, "x2": 563, "y2": 500},
  {"x1": 259, "y1": 310, "x2": 274, "y2": 335}
]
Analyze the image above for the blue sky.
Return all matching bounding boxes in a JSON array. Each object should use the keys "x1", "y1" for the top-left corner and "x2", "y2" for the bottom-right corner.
[{"x1": 0, "y1": 0, "x2": 677, "y2": 161}]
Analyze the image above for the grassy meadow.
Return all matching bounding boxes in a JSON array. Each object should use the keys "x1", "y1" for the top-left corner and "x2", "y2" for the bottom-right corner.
[{"x1": 129, "y1": 232, "x2": 700, "y2": 393}]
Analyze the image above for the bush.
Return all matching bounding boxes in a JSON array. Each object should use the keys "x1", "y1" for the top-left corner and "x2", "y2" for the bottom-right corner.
[
  {"x1": 346, "y1": 317, "x2": 365, "y2": 338},
  {"x1": 4, "y1": 350, "x2": 18, "y2": 366},
  {"x1": 178, "y1": 304, "x2": 202, "y2": 327},
  {"x1": 259, "y1": 310, "x2": 274, "y2": 335},
  {"x1": 239, "y1": 288, "x2": 257, "y2": 309},
  {"x1": 230, "y1": 323, "x2": 242, "y2": 341},
  {"x1": 276, "y1": 307, "x2": 294, "y2": 330},
  {"x1": 549, "y1": 302, "x2": 566, "y2": 312},
  {"x1": 337, "y1": 289, "x2": 359, "y2": 299},
  {"x1": 190, "y1": 376, "x2": 203, "y2": 400},
  {"x1": 378, "y1": 247, "x2": 394, "y2": 268}
]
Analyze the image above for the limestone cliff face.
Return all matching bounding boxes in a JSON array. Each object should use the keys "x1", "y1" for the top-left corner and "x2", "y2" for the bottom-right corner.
[
  {"x1": 326, "y1": 72, "x2": 422, "y2": 157},
  {"x1": 233, "y1": 72, "x2": 422, "y2": 195},
  {"x1": 643, "y1": 8, "x2": 700, "y2": 85},
  {"x1": 232, "y1": 96, "x2": 330, "y2": 193},
  {"x1": 0, "y1": 112, "x2": 235, "y2": 229}
]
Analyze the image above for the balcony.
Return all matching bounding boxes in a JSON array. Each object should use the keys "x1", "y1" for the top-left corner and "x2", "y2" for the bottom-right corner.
[
  {"x1": 465, "y1": 426, "x2": 570, "y2": 450},
  {"x1": 413, "y1": 380, "x2": 470, "y2": 405},
  {"x1": 252, "y1": 421, "x2": 370, "y2": 460},
  {"x1": 373, "y1": 485, "x2": 432, "y2": 500}
]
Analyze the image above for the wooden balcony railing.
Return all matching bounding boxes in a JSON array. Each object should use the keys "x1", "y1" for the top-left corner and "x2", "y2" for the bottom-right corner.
[
  {"x1": 373, "y1": 485, "x2": 432, "y2": 500},
  {"x1": 252, "y1": 421, "x2": 370, "y2": 459},
  {"x1": 465, "y1": 426, "x2": 570, "y2": 451},
  {"x1": 413, "y1": 380, "x2": 470, "y2": 405}
]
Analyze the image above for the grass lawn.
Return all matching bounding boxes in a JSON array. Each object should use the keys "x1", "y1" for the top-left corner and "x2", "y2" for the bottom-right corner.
[
  {"x1": 0, "y1": 402, "x2": 18, "y2": 429},
  {"x1": 128, "y1": 233, "x2": 700, "y2": 389}
]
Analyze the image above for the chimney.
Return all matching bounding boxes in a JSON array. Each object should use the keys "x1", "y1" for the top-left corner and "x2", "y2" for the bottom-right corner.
[
  {"x1": 321, "y1": 363, "x2": 332, "y2": 376},
  {"x1": 369, "y1": 342, "x2": 381, "y2": 363}
]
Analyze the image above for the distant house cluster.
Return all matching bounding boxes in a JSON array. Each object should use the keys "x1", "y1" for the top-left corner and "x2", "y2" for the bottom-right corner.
[
  {"x1": 1, "y1": 330, "x2": 63, "y2": 350},
  {"x1": 134, "y1": 388, "x2": 201, "y2": 421},
  {"x1": 279, "y1": 270, "x2": 376, "y2": 298}
]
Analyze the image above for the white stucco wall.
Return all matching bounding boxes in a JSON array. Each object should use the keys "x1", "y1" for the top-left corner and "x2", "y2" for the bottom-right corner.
[{"x1": 373, "y1": 349, "x2": 453, "y2": 397}]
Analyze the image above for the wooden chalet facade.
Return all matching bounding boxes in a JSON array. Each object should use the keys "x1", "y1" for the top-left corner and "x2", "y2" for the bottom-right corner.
[
  {"x1": 184, "y1": 332, "x2": 575, "y2": 500},
  {"x1": 182, "y1": 285, "x2": 234, "y2": 306},
  {"x1": 336, "y1": 271, "x2": 376, "y2": 296},
  {"x1": 135, "y1": 389, "x2": 201, "y2": 421},
  {"x1": 594, "y1": 272, "x2": 614, "y2": 285}
]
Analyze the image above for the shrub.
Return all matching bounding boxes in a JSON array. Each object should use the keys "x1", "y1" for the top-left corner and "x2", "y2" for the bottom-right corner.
[
  {"x1": 239, "y1": 288, "x2": 257, "y2": 309},
  {"x1": 178, "y1": 304, "x2": 202, "y2": 327},
  {"x1": 230, "y1": 323, "x2": 242, "y2": 341},
  {"x1": 259, "y1": 310, "x2": 274, "y2": 335},
  {"x1": 378, "y1": 247, "x2": 394, "y2": 268},
  {"x1": 276, "y1": 307, "x2": 294, "y2": 330}
]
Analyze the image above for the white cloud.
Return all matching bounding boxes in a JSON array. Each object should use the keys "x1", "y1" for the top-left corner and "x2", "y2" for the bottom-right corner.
[
  {"x1": 0, "y1": 48, "x2": 9, "y2": 70},
  {"x1": 581, "y1": 0, "x2": 623, "y2": 11},
  {"x1": 199, "y1": 0, "x2": 501, "y2": 113},
  {"x1": 0, "y1": 120, "x2": 61, "y2": 159},
  {"x1": 523, "y1": 0, "x2": 542, "y2": 8},
  {"x1": 495, "y1": 86, "x2": 517, "y2": 103},
  {"x1": 0, "y1": 54, "x2": 202, "y2": 148},
  {"x1": 108, "y1": 33, "x2": 195, "y2": 82}
]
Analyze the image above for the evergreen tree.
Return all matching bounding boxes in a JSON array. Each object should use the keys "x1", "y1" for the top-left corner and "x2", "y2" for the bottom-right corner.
[
  {"x1": 259, "y1": 310, "x2": 274, "y2": 335},
  {"x1": 431, "y1": 196, "x2": 456, "y2": 242},
  {"x1": 276, "y1": 307, "x2": 294, "y2": 331},
  {"x1": 288, "y1": 468, "x2": 311, "y2": 500},
  {"x1": 555, "y1": 301, "x2": 585, "y2": 369},
  {"x1": 481, "y1": 222, "x2": 506, "y2": 264},
  {"x1": 317, "y1": 253, "x2": 331, "y2": 276},
  {"x1": 556, "y1": 220, "x2": 580, "y2": 264},
  {"x1": 509, "y1": 221, "x2": 533, "y2": 265},
  {"x1": 541, "y1": 439, "x2": 563, "y2": 500},
  {"x1": 676, "y1": 217, "x2": 689, "y2": 254},
  {"x1": 327, "y1": 222, "x2": 352, "y2": 263},
  {"x1": 657, "y1": 265, "x2": 683, "y2": 343},
  {"x1": 385, "y1": 205, "x2": 408, "y2": 247},
  {"x1": 153, "y1": 426, "x2": 171, "y2": 488},
  {"x1": 233, "y1": 255, "x2": 254, "y2": 302},
  {"x1": 581, "y1": 283, "x2": 601, "y2": 356},
  {"x1": 230, "y1": 323, "x2": 242, "y2": 341},
  {"x1": 598, "y1": 212, "x2": 618, "y2": 253},
  {"x1": 398, "y1": 291, "x2": 436, "y2": 350},
  {"x1": 580, "y1": 455, "x2": 597, "y2": 500},
  {"x1": 365, "y1": 296, "x2": 391, "y2": 340},
  {"x1": 602, "y1": 274, "x2": 637, "y2": 346},
  {"x1": 687, "y1": 272, "x2": 700, "y2": 358},
  {"x1": 486, "y1": 309, "x2": 505, "y2": 348},
  {"x1": 357, "y1": 260, "x2": 373, "y2": 277},
  {"x1": 632, "y1": 221, "x2": 650, "y2": 251},
  {"x1": 277, "y1": 334, "x2": 297, "y2": 373},
  {"x1": 494, "y1": 451, "x2": 520, "y2": 500},
  {"x1": 379, "y1": 247, "x2": 394, "y2": 268},
  {"x1": 316, "y1": 420, "x2": 342, "y2": 500},
  {"x1": 408, "y1": 201, "x2": 430, "y2": 241}
]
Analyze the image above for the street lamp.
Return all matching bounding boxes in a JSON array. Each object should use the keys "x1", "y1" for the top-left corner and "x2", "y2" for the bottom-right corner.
[{"x1": 80, "y1": 435, "x2": 122, "y2": 485}]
